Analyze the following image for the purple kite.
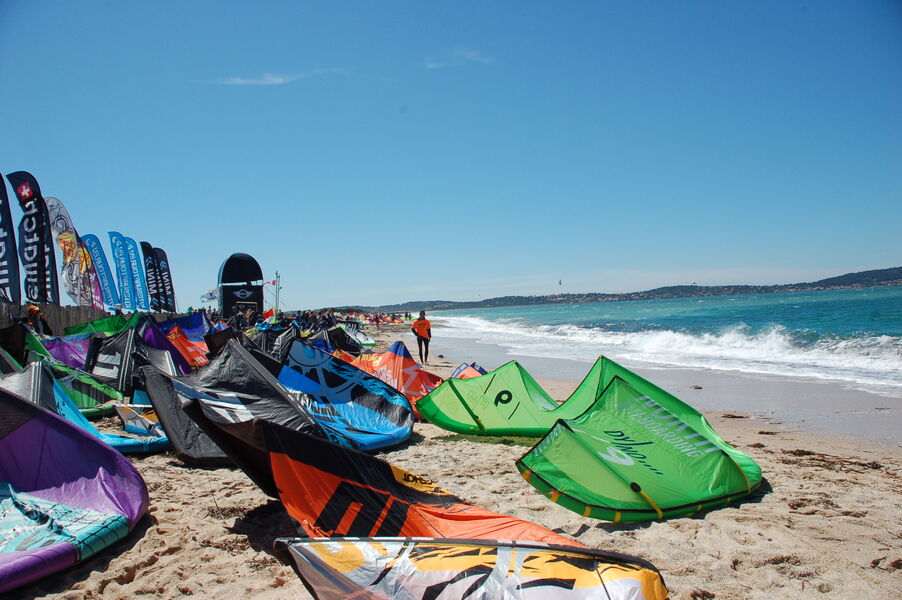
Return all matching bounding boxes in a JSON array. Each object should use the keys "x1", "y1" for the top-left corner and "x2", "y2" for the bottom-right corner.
[{"x1": 0, "y1": 388, "x2": 148, "y2": 593}]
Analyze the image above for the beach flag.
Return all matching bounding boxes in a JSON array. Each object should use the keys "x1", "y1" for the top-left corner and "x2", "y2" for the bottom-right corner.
[
  {"x1": 82, "y1": 234, "x2": 120, "y2": 308},
  {"x1": 122, "y1": 236, "x2": 150, "y2": 310},
  {"x1": 44, "y1": 197, "x2": 103, "y2": 309},
  {"x1": 6, "y1": 171, "x2": 59, "y2": 303},
  {"x1": 108, "y1": 231, "x2": 136, "y2": 310},
  {"x1": 140, "y1": 241, "x2": 162, "y2": 311},
  {"x1": 154, "y1": 247, "x2": 176, "y2": 312},
  {"x1": 0, "y1": 176, "x2": 21, "y2": 304}
]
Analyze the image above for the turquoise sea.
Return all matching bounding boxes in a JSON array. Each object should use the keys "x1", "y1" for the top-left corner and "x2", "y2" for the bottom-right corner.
[{"x1": 433, "y1": 286, "x2": 902, "y2": 397}]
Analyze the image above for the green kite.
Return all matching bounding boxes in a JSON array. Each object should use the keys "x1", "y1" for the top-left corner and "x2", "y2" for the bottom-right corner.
[
  {"x1": 517, "y1": 373, "x2": 762, "y2": 522},
  {"x1": 418, "y1": 356, "x2": 655, "y2": 436}
]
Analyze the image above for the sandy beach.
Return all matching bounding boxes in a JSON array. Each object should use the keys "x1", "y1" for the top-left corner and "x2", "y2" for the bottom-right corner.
[{"x1": 12, "y1": 322, "x2": 902, "y2": 599}]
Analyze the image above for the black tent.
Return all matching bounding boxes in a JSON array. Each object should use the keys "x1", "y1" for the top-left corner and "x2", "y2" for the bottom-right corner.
[{"x1": 218, "y1": 252, "x2": 263, "y2": 317}]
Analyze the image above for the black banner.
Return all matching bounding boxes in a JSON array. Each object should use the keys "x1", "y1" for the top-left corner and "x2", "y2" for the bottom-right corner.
[
  {"x1": 140, "y1": 241, "x2": 162, "y2": 311},
  {"x1": 0, "y1": 178, "x2": 21, "y2": 304},
  {"x1": 6, "y1": 171, "x2": 58, "y2": 304},
  {"x1": 153, "y1": 247, "x2": 176, "y2": 312}
]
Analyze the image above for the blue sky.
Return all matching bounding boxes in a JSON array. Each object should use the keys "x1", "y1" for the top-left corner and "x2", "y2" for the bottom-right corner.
[{"x1": 1, "y1": 1, "x2": 899, "y2": 309}]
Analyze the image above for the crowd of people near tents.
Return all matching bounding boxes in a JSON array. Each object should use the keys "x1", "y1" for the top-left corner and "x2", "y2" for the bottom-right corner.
[{"x1": 0, "y1": 303, "x2": 765, "y2": 598}]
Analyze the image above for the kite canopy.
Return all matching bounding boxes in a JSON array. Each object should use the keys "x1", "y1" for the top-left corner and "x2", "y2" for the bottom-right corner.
[
  {"x1": 0, "y1": 363, "x2": 170, "y2": 454},
  {"x1": 84, "y1": 325, "x2": 185, "y2": 393},
  {"x1": 417, "y1": 358, "x2": 616, "y2": 436},
  {"x1": 263, "y1": 421, "x2": 576, "y2": 546},
  {"x1": 518, "y1": 374, "x2": 763, "y2": 522},
  {"x1": 40, "y1": 333, "x2": 94, "y2": 369},
  {"x1": 306, "y1": 327, "x2": 362, "y2": 356},
  {"x1": 205, "y1": 327, "x2": 258, "y2": 357},
  {"x1": 63, "y1": 311, "x2": 142, "y2": 337},
  {"x1": 173, "y1": 339, "x2": 339, "y2": 495},
  {"x1": 0, "y1": 389, "x2": 148, "y2": 593},
  {"x1": 0, "y1": 324, "x2": 122, "y2": 417},
  {"x1": 0, "y1": 348, "x2": 21, "y2": 375},
  {"x1": 450, "y1": 361, "x2": 488, "y2": 380},
  {"x1": 139, "y1": 367, "x2": 232, "y2": 467},
  {"x1": 279, "y1": 341, "x2": 413, "y2": 450},
  {"x1": 158, "y1": 311, "x2": 212, "y2": 342},
  {"x1": 0, "y1": 322, "x2": 53, "y2": 367},
  {"x1": 250, "y1": 327, "x2": 298, "y2": 363},
  {"x1": 135, "y1": 317, "x2": 192, "y2": 375},
  {"x1": 275, "y1": 537, "x2": 668, "y2": 600},
  {"x1": 419, "y1": 356, "x2": 716, "y2": 437},
  {"x1": 166, "y1": 326, "x2": 209, "y2": 370},
  {"x1": 335, "y1": 322, "x2": 375, "y2": 347},
  {"x1": 46, "y1": 362, "x2": 123, "y2": 418},
  {"x1": 334, "y1": 341, "x2": 443, "y2": 416}
]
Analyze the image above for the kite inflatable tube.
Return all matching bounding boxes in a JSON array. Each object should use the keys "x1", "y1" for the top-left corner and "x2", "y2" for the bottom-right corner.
[{"x1": 275, "y1": 537, "x2": 669, "y2": 600}]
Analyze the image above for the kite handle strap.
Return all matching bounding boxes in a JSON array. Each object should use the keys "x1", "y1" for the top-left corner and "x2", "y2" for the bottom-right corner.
[{"x1": 630, "y1": 482, "x2": 663, "y2": 519}]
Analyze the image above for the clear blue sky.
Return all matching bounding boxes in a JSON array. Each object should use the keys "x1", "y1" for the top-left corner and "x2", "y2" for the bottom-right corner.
[{"x1": 1, "y1": 1, "x2": 899, "y2": 309}]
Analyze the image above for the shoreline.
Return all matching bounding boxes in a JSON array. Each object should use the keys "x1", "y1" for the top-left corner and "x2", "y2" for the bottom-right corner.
[
  {"x1": 12, "y1": 324, "x2": 902, "y2": 600},
  {"x1": 425, "y1": 322, "x2": 902, "y2": 447},
  {"x1": 370, "y1": 323, "x2": 902, "y2": 597}
]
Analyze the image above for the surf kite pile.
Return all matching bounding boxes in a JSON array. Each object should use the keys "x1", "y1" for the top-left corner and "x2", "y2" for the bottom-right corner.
[
  {"x1": 420, "y1": 356, "x2": 763, "y2": 522},
  {"x1": 0, "y1": 303, "x2": 777, "y2": 598}
]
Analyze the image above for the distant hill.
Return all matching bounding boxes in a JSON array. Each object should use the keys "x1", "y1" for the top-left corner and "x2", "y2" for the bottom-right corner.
[{"x1": 331, "y1": 266, "x2": 902, "y2": 312}]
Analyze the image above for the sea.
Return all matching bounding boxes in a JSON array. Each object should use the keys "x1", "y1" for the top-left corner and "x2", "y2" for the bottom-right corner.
[{"x1": 432, "y1": 286, "x2": 902, "y2": 399}]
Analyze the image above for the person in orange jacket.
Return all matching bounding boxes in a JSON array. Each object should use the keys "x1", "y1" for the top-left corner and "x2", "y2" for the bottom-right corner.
[
  {"x1": 25, "y1": 304, "x2": 53, "y2": 336},
  {"x1": 410, "y1": 310, "x2": 432, "y2": 364}
]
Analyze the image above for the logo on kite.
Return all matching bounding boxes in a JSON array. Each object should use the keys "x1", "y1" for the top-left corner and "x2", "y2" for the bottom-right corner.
[
  {"x1": 570, "y1": 426, "x2": 635, "y2": 466},
  {"x1": 233, "y1": 289, "x2": 253, "y2": 299},
  {"x1": 16, "y1": 183, "x2": 33, "y2": 199},
  {"x1": 494, "y1": 390, "x2": 513, "y2": 406}
]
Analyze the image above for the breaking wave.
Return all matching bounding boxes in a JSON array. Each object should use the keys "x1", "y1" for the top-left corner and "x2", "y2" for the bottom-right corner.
[{"x1": 433, "y1": 315, "x2": 902, "y2": 396}]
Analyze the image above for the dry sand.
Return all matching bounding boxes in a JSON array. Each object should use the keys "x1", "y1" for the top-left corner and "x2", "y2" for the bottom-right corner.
[{"x1": 13, "y1": 323, "x2": 902, "y2": 599}]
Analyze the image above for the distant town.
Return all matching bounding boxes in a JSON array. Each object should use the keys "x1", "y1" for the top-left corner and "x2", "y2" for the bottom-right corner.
[{"x1": 347, "y1": 266, "x2": 902, "y2": 313}]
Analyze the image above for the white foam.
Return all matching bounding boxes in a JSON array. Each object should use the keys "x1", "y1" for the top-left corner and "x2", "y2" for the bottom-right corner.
[{"x1": 433, "y1": 315, "x2": 902, "y2": 397}]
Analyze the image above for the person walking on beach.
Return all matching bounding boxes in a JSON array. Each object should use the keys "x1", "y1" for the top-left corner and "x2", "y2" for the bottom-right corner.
[{"x1": 411, "y1": 311, "x2": 431, "y2": 364}]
